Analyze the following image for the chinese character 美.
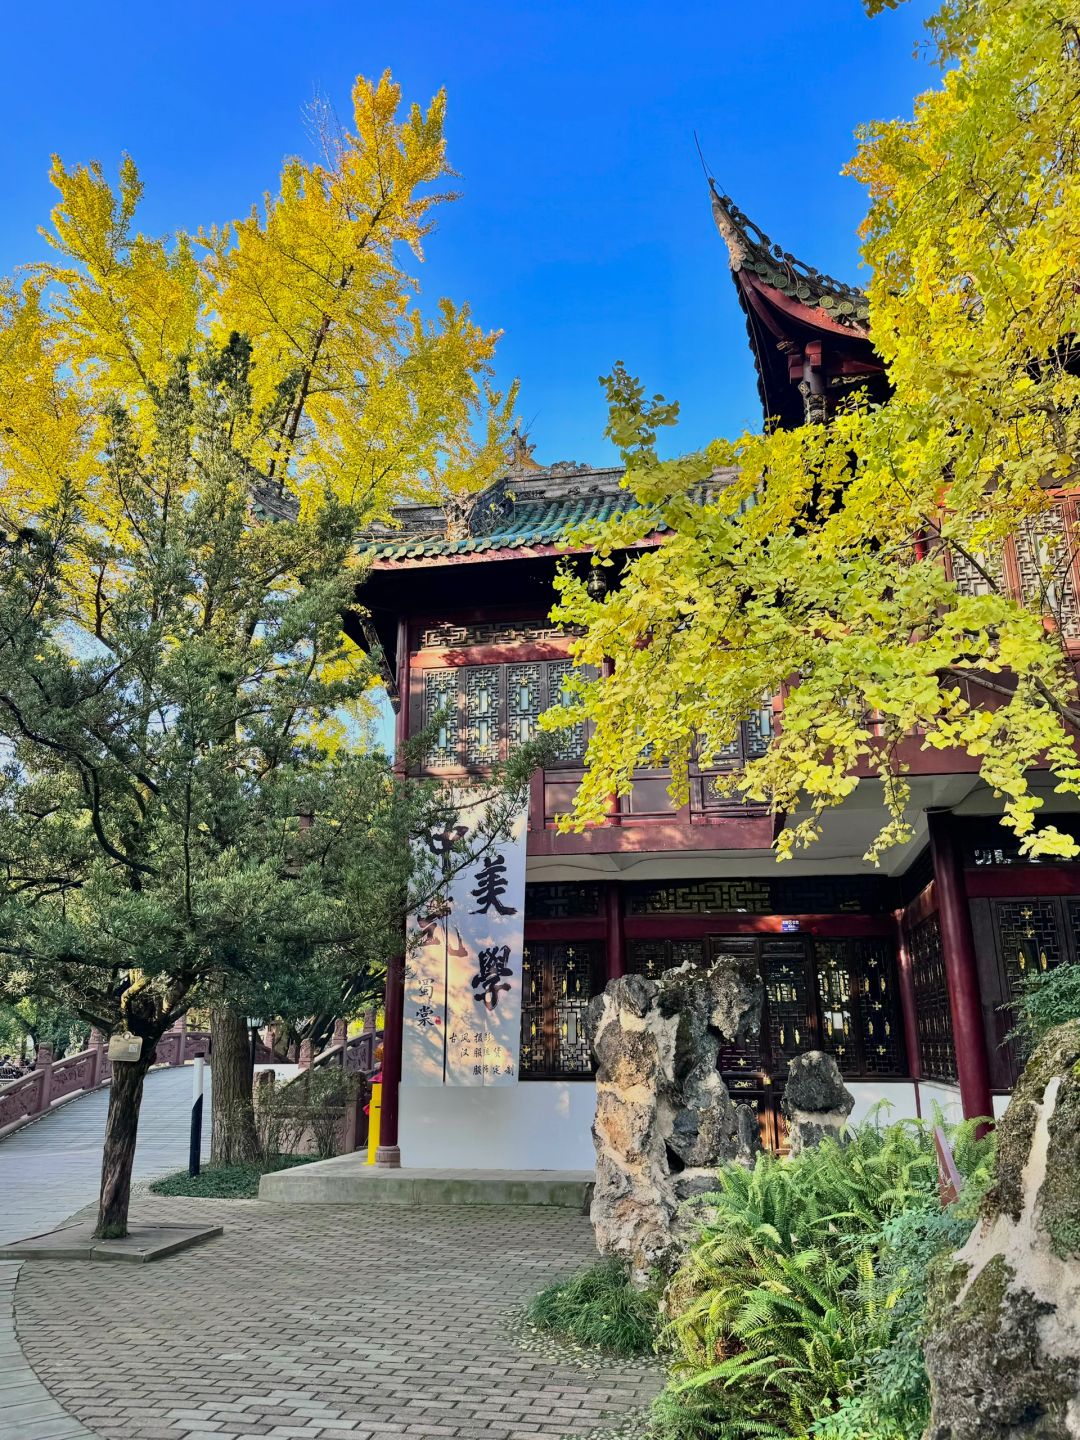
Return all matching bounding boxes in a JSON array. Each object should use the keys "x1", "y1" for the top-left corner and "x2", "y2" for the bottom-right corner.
[
  {"x1": 472, "y1": 945, "x2": 514, "y2": 1010},
  {"x1": 414, "y1": 1004, "x2": 440, "y2": 1030},
  {"x1": 470, "y1": 854, "x2": 517, "y2": 916}
]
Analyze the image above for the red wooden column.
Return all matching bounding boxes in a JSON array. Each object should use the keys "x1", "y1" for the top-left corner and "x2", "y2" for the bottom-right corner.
[
  {"x1": 601, "y1": 658, "x2": 621, "y2": 826},
  {"x1": 892, "y1": 909, "x2": 922, "y2": 1118},
  {"x1": 927, "y1": 810, "x2": 994, "y2": 1127},
  {"x1": 378, "y1": 616, "x2": 411, "y2": 1168},
  {"x1": 605, "y1": 882, "x2": 625, "y2": 981}
]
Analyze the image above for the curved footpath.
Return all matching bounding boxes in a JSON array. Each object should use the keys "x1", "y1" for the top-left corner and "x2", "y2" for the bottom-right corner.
[
  {"x1": 1, "y1": 1067, "x2": 212, "y2": 1440},
  {"x1": 1, "y1": 1073, "x2": 660, "y2": 1440}
]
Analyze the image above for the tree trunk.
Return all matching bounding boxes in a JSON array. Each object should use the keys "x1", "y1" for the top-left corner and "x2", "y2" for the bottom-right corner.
[
  {"x1": 95, "y1": 1043, "x2": 155, "y2": 1240},
  {"x1": 210, "y1": 1003, "x2": 262, "y2": 1165}
]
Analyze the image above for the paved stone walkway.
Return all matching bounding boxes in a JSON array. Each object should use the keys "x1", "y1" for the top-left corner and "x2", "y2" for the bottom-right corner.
[
  {"x1": 4, "y1": 1073, "x2": 660, "y2": 1440},
  {"x1": 15, "y1": 1195, "x2": 660, "y2": 1440},
  {"x1": 1, "y1": 1067, "x2": 212, "y2": 1440}
]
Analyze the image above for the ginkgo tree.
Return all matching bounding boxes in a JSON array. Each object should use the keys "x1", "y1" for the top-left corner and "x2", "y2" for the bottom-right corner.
[
  {"x1": 545, "y1": 0, "x2": 1080, "y2": 863},
  {"x1": 0, "y1": 72, "x2": 526, "y2": 1235}
]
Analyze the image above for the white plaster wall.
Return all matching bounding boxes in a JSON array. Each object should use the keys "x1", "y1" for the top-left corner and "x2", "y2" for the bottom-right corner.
[
  {"x1": 918, "y1": 1080, "x2": 964, "y2": 1124},
  {"x1": 399, "y1": 1081, "x2": 597, "y2": 1170},
  {"x1": 847, "y1": 1081, "x2": 920, "y2": 1128}
]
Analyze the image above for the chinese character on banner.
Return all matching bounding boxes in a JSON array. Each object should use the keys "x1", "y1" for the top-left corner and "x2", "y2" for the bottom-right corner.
[
  {"x1": 471, "y1": 945, "x2": 513, "y2": 1010},
  {"x1": 401, "y1": 794, "x2": 527, "y2": 1089}
]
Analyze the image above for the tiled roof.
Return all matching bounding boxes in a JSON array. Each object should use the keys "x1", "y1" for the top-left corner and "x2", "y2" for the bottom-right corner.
[
  {"x1": 369, "y1": 491, "x2": 635, "y2": 562},
  {"x1": 364, "y1": 465, "x2": 740, "y2": 565}
]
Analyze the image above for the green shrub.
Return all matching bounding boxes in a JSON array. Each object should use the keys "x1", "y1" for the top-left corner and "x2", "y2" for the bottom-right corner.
[
  {"x1": 1011, "y1": 963, "x2": 1080, "y2": 1049},
  {"x1": 651, "y1": 1118, "x2": 990, "y2": 1440},
  {"x1": 149, "y1": 1154, "x2": 316, "y2": 1199},
  {"x1": 526, "y1": 1258, "x2": 659, "y2": 1357}
]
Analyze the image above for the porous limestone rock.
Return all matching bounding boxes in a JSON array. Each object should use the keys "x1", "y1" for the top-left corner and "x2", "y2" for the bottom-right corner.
[
  {"x1": 708, "y1": 949, "x2": 765, "y2": 1047},
  {"x1": 588, "y1": 958, "x2": 761, "y2": 1284},
  {"x1": 781, "y1": 1050, "x2": 854, "y2": 1156},
  {"x1": 734, "y1": 1102, "x2": 764, "y2": 1169},
  {"x1": 923, "y1": 1020, "x2": 1080, "y2": 1440}
]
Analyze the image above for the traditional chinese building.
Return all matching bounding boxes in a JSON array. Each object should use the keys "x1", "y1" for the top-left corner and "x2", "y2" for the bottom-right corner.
[{"x1": 355, "y1": 185, "x2": 1080, "y2": 1170}]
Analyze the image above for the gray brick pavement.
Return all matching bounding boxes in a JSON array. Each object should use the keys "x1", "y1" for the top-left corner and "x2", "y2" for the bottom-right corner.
[
  {"x1": 14, "y1": 1196, "x2": 660, "y2": 1440},
  {"x1": 1, "y1": 1067, "x2": 214, "y2": 1440}
]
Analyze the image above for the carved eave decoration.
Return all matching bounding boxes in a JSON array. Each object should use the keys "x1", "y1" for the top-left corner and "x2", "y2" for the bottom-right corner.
[{"x1": 709, "y1": 180, "x2": 888, "y2": 429}]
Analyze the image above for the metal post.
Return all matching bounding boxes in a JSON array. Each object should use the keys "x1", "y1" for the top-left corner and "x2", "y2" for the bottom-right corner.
[
  {"x1": 189, "y1": 1055, "x2": 205, "y2": 1178},
  {"x1": 375, "y1": 951, "x2": 404, "y2": 1167}
]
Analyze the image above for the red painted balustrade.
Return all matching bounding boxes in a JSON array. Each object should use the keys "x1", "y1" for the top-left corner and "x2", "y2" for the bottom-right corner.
[{"x1": 0, "y1": 1024, "x2": 210, "y2": 1141}]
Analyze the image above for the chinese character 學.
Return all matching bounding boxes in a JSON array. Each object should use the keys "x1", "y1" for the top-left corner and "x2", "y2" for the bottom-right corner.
[
  {"x1": 471, "y1": 945, "x2": 514, "y2": 1010},
  {"x1": 470, "y1": 854, "x2": 517, "y2": 916}
]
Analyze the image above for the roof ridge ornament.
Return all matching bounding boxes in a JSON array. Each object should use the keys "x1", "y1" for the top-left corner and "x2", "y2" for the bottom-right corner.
[
  {"x1": 506, "y1": 424, "x2": 543, "y2": 475},
  {"x1": 442, "y1": 475, "x2": 514, "y2": 541},
  {"x1": 708, "y1": 180, "x2": 870, "y2": 326}
]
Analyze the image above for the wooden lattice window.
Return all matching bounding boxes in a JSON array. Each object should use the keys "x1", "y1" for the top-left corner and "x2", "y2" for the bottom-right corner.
[
  {"x1": 423, "y1": 670, "x2": 459, "y2": 766},
  {"x1": 417, "y1": 659, "x2": 593, "y2": 771},
  {"x1": 909, "y1": 913, "x2": 957, "y2": 1083},
  {"x1": 519, "y1": 941, "x2": 602, "y2": 1080},
  {"x1": 625, "y1": 938, "x2": 707, "y2": 979},
  {"x1": 815, "y1": 938, "x2": 905, "y2": 1076},
  {"x1": 463, "y1": 666, "x2": 500, "y2": 766},
  {"x1": 1013, "y1": 505, "x2": 1080, "y2": 640}
]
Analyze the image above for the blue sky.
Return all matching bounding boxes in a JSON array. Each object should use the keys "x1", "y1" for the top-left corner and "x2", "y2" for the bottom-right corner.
[{"x1": 1, "y1": 0, "x2": 936, "y2": 466}]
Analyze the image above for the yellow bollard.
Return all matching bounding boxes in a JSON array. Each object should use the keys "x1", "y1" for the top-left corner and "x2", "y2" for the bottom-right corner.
[{"x1": 366, "y1": 1081, "x2": 382, "y2": 1165}]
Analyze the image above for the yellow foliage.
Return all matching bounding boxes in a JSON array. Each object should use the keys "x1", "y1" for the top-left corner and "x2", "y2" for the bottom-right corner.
[
  {"x1": 1, "y1": 69, "x2": 512, "y2": 551},
  {"x1": 548, "y1": 2, "x2": 1080, "y2": 862}
]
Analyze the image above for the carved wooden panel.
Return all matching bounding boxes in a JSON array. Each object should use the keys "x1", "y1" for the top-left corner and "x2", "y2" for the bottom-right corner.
[
  {"x1": 909, "y1": 913, "x2": 956, "y2": 1083},
  {"x1": 626, "y1": 876, "x2": 891, "y2": 916},
  {"x1": 525, "y1": 883, "x2": 603, "y2": 919},
  {"x1": 417, "y1": 620, "x2": 574, "y2": 651}
]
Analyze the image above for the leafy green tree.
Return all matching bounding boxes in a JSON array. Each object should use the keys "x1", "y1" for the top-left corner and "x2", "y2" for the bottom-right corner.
[
  {"x1": 0, "y1": 70, "x2": 530, "y2": 1234},
  {"x1": 0, "y1": 339, "x2": 531, "y2": 1235},
  {"x1": 0, "y1": 998, "x2": 88, "y2": 1062}
]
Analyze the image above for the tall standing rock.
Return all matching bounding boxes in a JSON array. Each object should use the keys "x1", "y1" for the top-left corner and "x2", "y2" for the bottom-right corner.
[
  {"x1": 781, "y1": 1050, "x2": 854, "y2": 1156},
  {"x1": 588, "y1": 973, "x2": 682, "y2": 1283},
  {"x1": 588, "y1": 958, "x2": 761, "y2": 1284},
  {"x1": 923, "y1": 1020, "x2": 1080, "y2": 1440}
]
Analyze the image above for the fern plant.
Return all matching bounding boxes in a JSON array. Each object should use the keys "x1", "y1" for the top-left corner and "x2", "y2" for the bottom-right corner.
[{"x1": 652, "y1": 1118, "x2": 986, "y2": 1440}]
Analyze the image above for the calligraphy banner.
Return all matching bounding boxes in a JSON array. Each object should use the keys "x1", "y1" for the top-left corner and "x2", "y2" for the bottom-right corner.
[{"x1": 402, "y1": 796, "x2": 528, "y2": 1087}]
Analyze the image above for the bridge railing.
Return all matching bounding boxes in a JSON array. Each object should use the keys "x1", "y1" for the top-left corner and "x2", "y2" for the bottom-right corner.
[{"x1": 0, "y1": 1023, "x2": 210, "y2": 1142}]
